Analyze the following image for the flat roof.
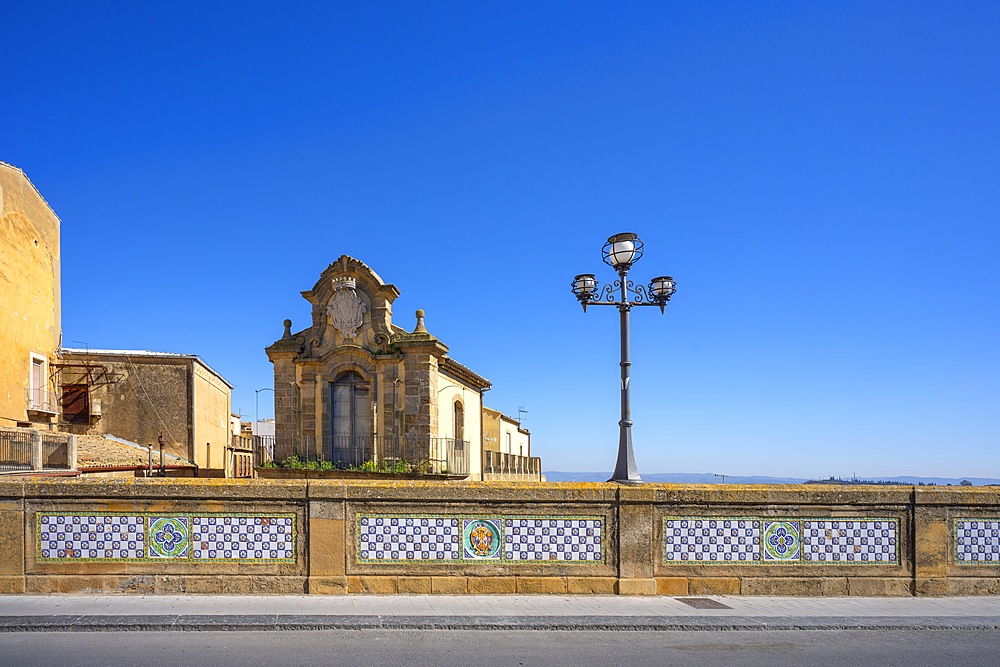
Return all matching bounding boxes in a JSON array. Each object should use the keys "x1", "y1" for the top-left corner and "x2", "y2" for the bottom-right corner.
[{"x1": 59, "y1": 348, "x2": 233, "y2": 388}]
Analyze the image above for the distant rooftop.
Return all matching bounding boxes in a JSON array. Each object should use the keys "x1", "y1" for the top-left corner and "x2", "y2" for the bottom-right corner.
[{"x1": 59, "y1": 347, "x2": 232, "y2": 388}]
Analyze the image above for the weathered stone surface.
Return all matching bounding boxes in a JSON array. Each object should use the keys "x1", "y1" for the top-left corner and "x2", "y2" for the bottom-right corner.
[
  {"x1": 396, "y1": 576, "x2": 432, "y2": 594},
  {"x1": 431, "y1": 576, "x2": 468, "y2": 594},
  {"x1": 914, "y1": 507, "x2": 949, "y2": 579},
  {"x1": 0, "y1": 576, "x2": 25, "y2": 594},
  {"x1": 514, "y1": 577, "x2": 567, "y2": 594},
  {"x1": 567, "y1": 577, "x2": 617, "y2": 594},
  {"x1": 847, "y1": 577, "x2": 913, "y2": 596},
  {"x1": 619, "y1": 495, "x2": 654, "y2": 579},
  {"x1": 467, "y1": 577, "x2": 517, "y2": 594},
  {"x1": 349, "y1": 576, "x2": 396, "y2": 594},
  {"x1": 0, "y1": 510, "x2": 24, "y2": 576},
  {"x1": 655, "y1": 577, "x2": 688, "y2": 596},
  {"x1": 918, "y1": 577, "x2": 1000, "y2": 596},
  {"x1": 741, "y1": 577, "x2": 845, "y2": 596},
  {"x1": 309, "y1": 518, "x2": 345, "y2": 576},
  {"x1": 616, "y1": 578, "x2": 656, "y2": 596},
  {"x1": 309, "y1": 576, "x2": 349, "y2": 594},
  {"x1": 688, "y1": 577, "x2": 740, "y2": 596}
]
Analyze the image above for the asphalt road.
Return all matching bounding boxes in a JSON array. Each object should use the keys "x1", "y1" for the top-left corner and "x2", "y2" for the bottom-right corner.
[{"x1": 0, "y1": 629, "x2": 997, "y2": 667}]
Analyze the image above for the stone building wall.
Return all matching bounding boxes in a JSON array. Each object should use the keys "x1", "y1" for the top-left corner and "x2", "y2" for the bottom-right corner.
[{"x1": 0, "y1": 162, "x2": 61, "y2": 427}]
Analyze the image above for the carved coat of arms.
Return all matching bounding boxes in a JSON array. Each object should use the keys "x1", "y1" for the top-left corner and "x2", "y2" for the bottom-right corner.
[{"x1": 327, "y1": 278, "x2": 366, "y2": 338}]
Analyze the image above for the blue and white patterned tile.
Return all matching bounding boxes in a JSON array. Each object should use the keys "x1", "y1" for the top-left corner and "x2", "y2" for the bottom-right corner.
[
  {"x1": 802, "y1": 519, "x2": 897, "y2": 564},
  {"x1": 191, "y1": 515, "x2": 295, "y2": 560},
  {"x1": 663, "y1": 518, "x2": 761, "y2": 563},
  {"x1": 37, "y1": 513, "x2": 145, "y2": 561},
  {"x1": 503, "y1": 517, "x2": 603, "y2": 563},
  {"x1": 357, "y1": 516, "x2": 460, "y2": 562},
  {"x1": 955, "y1": 519, "x2": 1000, "y2": 564}
]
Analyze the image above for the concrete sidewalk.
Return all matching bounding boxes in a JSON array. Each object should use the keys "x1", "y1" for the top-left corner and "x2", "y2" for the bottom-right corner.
[{"x1": 1, "y1": 595, "x2": 999, "y2": 631}]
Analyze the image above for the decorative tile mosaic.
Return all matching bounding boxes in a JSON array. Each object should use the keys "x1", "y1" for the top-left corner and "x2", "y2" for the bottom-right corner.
[
  {"x1": 36, "y1": 513, "x2": 296, "y2": 562},
  {"x1": 37, "y1": 513, "x2": 145, "y2": 561},
  {"x1": 356, "y1": 515, "x2": 605, "y2": 564},
  {"x1": 463, "y1": 519, "x2": 501, "y2": 560},
  {"x1": 148, "y1": 516, "x2": 190, "y2": 559},
  {"x1": 357, "y1": 516, "x2": 461, "y2": 562},
  {"x1": 762, "y1": 521, "x2": 800, "y2": 562},
  {"x1": 191, "y1": 516, "x2": 295, "y2": 560},
  {"x1": 663, "y1": 518, "x2": 761, "y2": 563},
  {"x1": 801, "y1": 520, "x2": 898, "y2": 563},
  {"x1": 663, "y1": 517, "x2": 899, "y2": 565},
  {"x1": 504, "y1": 518, "x2": 604, "y2": 563},
  {"x1": 955, "y1": 519, "x2": 1000, "y2": 564}
]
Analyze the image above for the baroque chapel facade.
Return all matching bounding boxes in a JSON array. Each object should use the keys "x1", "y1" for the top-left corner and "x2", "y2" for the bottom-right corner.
[{"x1": 266, "y1": 255, "x2": 539, "y2": 480}]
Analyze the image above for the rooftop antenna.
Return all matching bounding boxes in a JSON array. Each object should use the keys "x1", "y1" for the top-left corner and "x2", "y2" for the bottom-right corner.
[
  {"x1": 72, "y1": 340, "x2": 89, "y2": 354},
  {"x1": 517, "y1": 406, "x2": 528, "y2": 425}
]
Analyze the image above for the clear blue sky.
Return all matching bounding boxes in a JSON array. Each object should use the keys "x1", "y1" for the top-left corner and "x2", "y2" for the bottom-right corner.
[{"x1": 5, "y1": 2, "x2": 998, "y2": 478}]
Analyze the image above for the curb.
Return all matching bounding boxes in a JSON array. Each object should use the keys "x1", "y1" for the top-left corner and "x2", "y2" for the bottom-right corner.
[{"x1": 1, "y1": 615, "x2": 999, "y2": 632}]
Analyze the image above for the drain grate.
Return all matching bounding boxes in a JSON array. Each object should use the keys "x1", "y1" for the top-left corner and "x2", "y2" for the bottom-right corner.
[{"x1": 676, "y1": 597, "x2": 733, "y2": 610}]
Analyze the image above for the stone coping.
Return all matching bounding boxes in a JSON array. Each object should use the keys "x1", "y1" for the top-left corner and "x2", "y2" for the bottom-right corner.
[{"x1": 0, "y1": 478, "x2": 997, "y2": 505}]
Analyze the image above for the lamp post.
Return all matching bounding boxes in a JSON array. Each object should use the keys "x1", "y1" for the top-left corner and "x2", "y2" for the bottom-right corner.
[
  {"x1": 255, "y1": 387, "x2": 274, "y2": 436},
  {"x1": 571, "y1": 232, "x2": 676, "y2": 483}
]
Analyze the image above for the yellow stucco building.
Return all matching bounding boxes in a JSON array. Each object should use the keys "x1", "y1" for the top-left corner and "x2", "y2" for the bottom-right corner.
[{"x1": 0, "y1": 162, "x2": 61, "y2": 428}]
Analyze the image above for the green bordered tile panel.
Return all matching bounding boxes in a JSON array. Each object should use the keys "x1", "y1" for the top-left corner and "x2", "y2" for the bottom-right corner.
[
  {"x1": 663, "y1": 517, "x2": 898, "y2": 565},
  {"x1": 37, "y1": 512, "x2": 146, "y2": 562},
  {"x1": 36, "y1": 512, "x2": 297, "y2": 563},
  {"x1": 954, "y1": 518, "x2": 1000, "y2": 565},
  {"x1": 356, "y1": 514, "x2": 605, "y2": 565}
]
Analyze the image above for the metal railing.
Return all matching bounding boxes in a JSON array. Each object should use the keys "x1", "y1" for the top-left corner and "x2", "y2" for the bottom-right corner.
[
  {"x1": 0, "y1": 427, "x2": 74, "y2": 472},
  {"x1": 26, "y1": 388, "x2": 58, "y2": 414},
  {"x1": 255, "y1": 434, "x2": 469, "y2": 476},
  {"x1": 0, "y1": 429, "x2": 33, "y2": 471},
  {"x1": 40, "y1": 433, "x2": 69, "y2": 469}
]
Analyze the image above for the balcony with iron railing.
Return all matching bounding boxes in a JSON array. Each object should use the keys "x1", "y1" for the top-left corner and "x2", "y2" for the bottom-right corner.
[
  {"x1": 253, "y1": 434, "x2": 469, "y2": 477},
  {"x1": 0, "y1": 426, "x2": 75, "y2": 472},
  {"x1": 26, "y1": 387, "x2": 58, "y2": 414},
  {"x1": 483, "y1": 449, "x2": 543, "y2": 481}
]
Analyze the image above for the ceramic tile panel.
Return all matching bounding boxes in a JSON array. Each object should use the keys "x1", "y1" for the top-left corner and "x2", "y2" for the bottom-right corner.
[
  {"x1": 664, "y1": 517, "x2": 899, "y2": 565},
  {"x1": 37, "y1": 513, "x2": 145, "y2": 561},
  {"x1": 801, "y1": 519, "x2": 898, "y2": 563},
  {"x1": 955, "y1": 519, "x2": 1000, "y2": 564},
  {"x1": 357, "y1": 516, "x2": 461, "y2": 562},
  {"x1": 355, "y1": 515, "x2": 605, "y2": 564},
  {"x1": 503, "y1": 517, "x2": 604, "y2": 563},
  {"x1": 35, "y1": 512, "x2": 296, "y2": 562},
  {"x1": 191, "y1": 515, "x2": 295, "y2": 560},
  {"x1": 663, "y1": 518, "x2": 761, "y2": 563}
]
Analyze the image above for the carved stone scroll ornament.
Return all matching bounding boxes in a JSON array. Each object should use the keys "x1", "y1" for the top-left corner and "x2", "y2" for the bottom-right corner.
[{"x1": 327, "y1": 278, "x2": 367, "y2": 338}]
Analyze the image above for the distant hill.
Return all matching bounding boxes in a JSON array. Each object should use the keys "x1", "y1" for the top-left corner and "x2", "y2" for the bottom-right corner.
[{"x1": 543, "y1": 471, "x2": 1000, "y2": 486}]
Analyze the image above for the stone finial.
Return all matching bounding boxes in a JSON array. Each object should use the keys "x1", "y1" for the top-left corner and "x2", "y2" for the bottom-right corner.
[
  {"x1": 413, "y1": 309, "x2": 428, "y2": 334},
  {"x1": 282, "y1": 319, "x2": 293, "y2": 340}
]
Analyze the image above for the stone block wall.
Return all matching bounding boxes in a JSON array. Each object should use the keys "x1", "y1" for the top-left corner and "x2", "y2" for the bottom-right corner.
[{"x1": 1, "y1": 479, "x2": 997, "y2": 596}]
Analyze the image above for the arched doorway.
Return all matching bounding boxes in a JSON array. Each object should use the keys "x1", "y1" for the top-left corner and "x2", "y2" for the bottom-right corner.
[{"x1": 330, "y1": 371, "x2": 370, "y2": 465}]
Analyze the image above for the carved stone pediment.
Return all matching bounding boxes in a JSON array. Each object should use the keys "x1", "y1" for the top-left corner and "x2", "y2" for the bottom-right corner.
[{"x1": 327, "y1": 277, "x2": 367, "y2": 338}]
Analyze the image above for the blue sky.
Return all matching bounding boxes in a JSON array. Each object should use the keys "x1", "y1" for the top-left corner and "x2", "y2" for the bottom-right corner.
[{"x1": 5, "y1": 2, "x2": 998, "y2": 477}]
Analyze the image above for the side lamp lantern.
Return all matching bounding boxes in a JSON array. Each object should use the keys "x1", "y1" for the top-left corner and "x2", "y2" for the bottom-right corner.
[{"x1": 570, "y1": 232, "x2": 677, "y2": 483}]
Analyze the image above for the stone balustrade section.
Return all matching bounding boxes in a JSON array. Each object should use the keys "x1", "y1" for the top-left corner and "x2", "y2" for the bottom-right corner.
[{"x1": 0, "y1": 479, "x2": 997, "y2": 596}]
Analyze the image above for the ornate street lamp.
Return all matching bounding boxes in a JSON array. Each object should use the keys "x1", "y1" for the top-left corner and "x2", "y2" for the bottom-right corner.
[{"x1": 571, "y1": 232, "x2": 676, "y2": 483}]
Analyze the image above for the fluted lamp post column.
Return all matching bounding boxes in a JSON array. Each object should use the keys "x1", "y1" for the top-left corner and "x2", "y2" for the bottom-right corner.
[{"x1": 571, "y1": 233, "x2": 676, "y2": 483}]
